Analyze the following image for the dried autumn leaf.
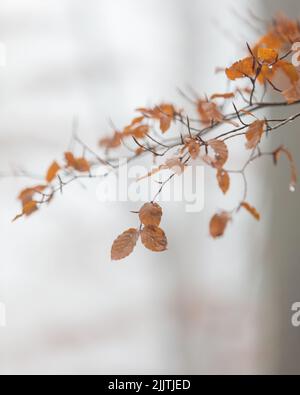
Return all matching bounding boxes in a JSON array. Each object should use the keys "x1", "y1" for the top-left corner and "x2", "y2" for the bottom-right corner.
[
  {"x1": 254, "y1": 31, "x2": 284, "y2": 54},
  {"x1": 123, "y1": 116, "x2": 149, "y2": 139},
  {"x1": 210, "y1": 92, "x2": 235, "y2": 100},
  {"x1": 185, "y1": 138, "x2": 201, "y2": 160},
  {"x1": 273, "y1": 12, "x2": 300, "y2": 45},
  {"x1": 141, "y1": 225, "x2": 168, "y2": 252},
  {"x1": 273, "y1": 146, "x2": 297, "y2": 191},
  {"x1": 225, "y1": 57, "x2": 255, "y2": 80},
  {"x1": 74, "y1": 158, "x2": 90, "y2": 172},
  {"x1": 197, "y1": 100, "x2": 224, "y2": 125},
  {"x1": 46, "y1": 161, "x2": 60, "y2": 183},
  {"x1": 128, "y1": 125, "x2": 149, "y2": 139},
  {"x1": 111, "y1": 228, "x2": 140, "y2": 261},
  {"x1": 257, "y1": 48, "x2": 278, "y2": 64},
  {"x1": 158, "y1": 104, "x2": 175, "y2": 133},
  {"x1": 217, "y1": 169, "x2": 230, "y2": 194},
  {"x1": 277, "y1": 60, "x2": 299, "y2": 84},
  {"x1": 137, "y1": 103, "x2": 177, "y2": 133},
  {"x1": 138, "y1": 156, "x2": 186, "y2": 181},
  {"x1": 164, "y1": 158, "x2": 186, "y2": 175},
  {"x1": 139, "y1": 203, "x2": 163, "y2": 227},
  {"x1": 208, "y1": 140, "x2": 229, "y2": 168},
  {"x1": 64, "y1": 152, "x2": 76, "y2": 168},
  {"x1": 13, "y1": 200, "x2": 38, "y2": 222},
  {"x1": 64, "y1": 152, "x2": 90, "y2": 172},
  {"x1": 282, "y1": 81, "x2": 300, "y2": 104},
  {"x1": 99, "y1": 132, "x2": 122, "y2": 149},
  {"x1": 245, "y1": 120, "x2": 265, "y2": 150},
  {"x1": 209, "y1": 212, "x2": 231, "y2": 239},
  {"x1": 18, "y1": 185, "x2": 46, "y2": 205},
  {"x1": 241, "y1": 202, "x2": 260, "y2": 221}
]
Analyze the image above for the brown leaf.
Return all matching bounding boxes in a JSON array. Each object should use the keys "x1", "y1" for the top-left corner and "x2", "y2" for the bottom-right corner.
[
  {"x1": 164, "y1": 158, "x2": 186, "y2": 175},
  {"x1": 208, "y1": 140, "x2": 229, "y2": 168},
  {"x1": 111, "y1": 228, "x2": 140, "y2": 261},
  {"x1": 64, "y1": 152, "x2": 76, "y2": 168},
  {"x1": 241, "y1": 202, "x2": 260, "y2": 221},
  {"x1": 137, "y1": 103, "x2": 177, "y2": 133},
  {"x1": 277, "y1": 60, "x2": 299, "y2": 84},
  {"x1": 123, "y1": 117, "x2": 149, "y2": 139},
  {"x1": 217, "y1": 169, "x2": 230, "y2": 194},
  {"x1": 185, "y1": 138, "x2": 201, "y2": 160},
  {"x1": 209, "y1": 212, "x2": 231, "y2": 239},
  {"x1": 18, "y1": 185, "x2": 46, "y2": 205},
  {"x1": 273, "y1": 146, "x2": 297, "y2": 191},
  {"x1": 46, "y1": 161, "x2": 60, "y2": 183},
  {"x1": 129, "y1": 125, "x2": 149, "y2": 139},
  {"x1": 139, "y1": 203, "x2": 162, "y2": 227},
  {"x1": 13, "y1": 201, "x2": 38, "y2": 222},
  {"x1": 74, "y1": 158, "x2": 90, "y2": 172},
  {"x1": 210, "y1": 92, "x2": 235, "y2": 100},
  {"x1": 257, "y1": 48, "x2": 278, "y2": 64},
  {"x1": 197, "y1": 100, "x2": 224, "y2": 125},
  {"x1": 158, "y1": 104, "x2": 175, "y2": 133},
  {"x1": 137, "y1": 157, "x2": 185, "y2": 181},
  {"x1": 64, "y1": 153, "x2": 90, "y2": 172},
  {"x1": 225, "y1": 57, "x2": 255, "y2": 80},
  {"x1": 99, "y1": 132, "x2": 122, "y2": 149},
  {"x1": 141, "y1": 225, "x2": 168, "y2": 252},
  {"x1": 282, "y1": 81, "x2": 300, "y2": 104},
  {"x1": 245, "y1": 120, "x2": 265, "y2": 150}
]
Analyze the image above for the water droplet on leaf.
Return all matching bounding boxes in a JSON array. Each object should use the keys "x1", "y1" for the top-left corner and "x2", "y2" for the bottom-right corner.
[{"x1": 289, "y1": 184, "x2": 296, "y2": 192}]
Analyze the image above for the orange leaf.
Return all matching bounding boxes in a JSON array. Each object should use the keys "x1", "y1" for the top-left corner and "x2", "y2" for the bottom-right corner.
[
  {"x1": 197, "y1": 100, "x2": 224, "y2": 125},
  {"x1": 18, "y1": 185, "x2": 46, "y2": 205},
  {"x1": 164, "y1": 158, "x2": 186, "y2": 175},
  {"x1": 282, "y1": 81, "x2": 300, "y2": 104},
  {"x1": 273, "y1": 146, "x2": 297, "y2": 191},
  {"x1": 141, "y1": 225, "x2": 168, "y2": 252},
  {"x1": 209, "y1": 212, "x2": 231, "y2": 239},
  {"x1": 74, "y1": 158, "x2": 90, "y2": 172},
  {"x1": 257, "y1": 48, "x2": 278, "y2": 64},
  {"x1": 241, "y1": 202, "x2": 260, "y2": 221},
  {"x1": 129, "y1": 125, "x2": 149, "y2": 139},
  {"x1": 225, "y1": 57, "x2": 255, "y2": 80},
  {"x1": 210, "y1": 92, "x2": 235, "y2": 100},
  {"x1": 111, "y1": 228, "x2": 140, "y2": 261},
  {"x1": 185, "y1": 138, "x2": 201, "y2": 160},
  {"x1": 158, "y1": 104, "x2": 175, "y2": 133},
  {"x1": 254, "y1": 31, "x2": 284, "y2": 53},
  {"x1": 137, "y1": 103, "x2": 177, "y2": 133},
  {"x1": 245, "y1": 120, "x2": 265, "y2": 150},
  {"x1": 217, "y1": 169, "x2": 230, "y2": 194},
  {"x1": 46, "y1": 161, "x2": 60, "y2": 183},
  {"x1": 99, "y1": 132, "x2": 122, "y2": 149},
  {"x1": 64, "y1": 152, "x2": 76, "y2": 168},
  {"x1": 277, "y1": 60, "x2": 299, "y2": 84},
  {"x1": 138, "y1": 157, "x2": 185, "y2": 181},
  {"x1": 13, "y1": 201, "x2": 38, "y2": 222},
  {"x1": 139, "y1": 203, "x2": 162, "y2": 227},
  {"x1": 64, "y1": 153, "x2": 90, "y2": 172},
  {"x1": 208, "y1": 140, "x2": 229, "y2": 168}
]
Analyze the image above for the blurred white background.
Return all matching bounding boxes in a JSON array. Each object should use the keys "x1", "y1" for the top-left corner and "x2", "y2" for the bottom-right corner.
[{"x1": 0, "y1": 0, "x2": 299, "y2": 375}]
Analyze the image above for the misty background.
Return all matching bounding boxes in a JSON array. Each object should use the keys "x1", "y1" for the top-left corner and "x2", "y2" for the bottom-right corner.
[{"x1": 0, "y1": 0, "x2": 299, "y2": 375}]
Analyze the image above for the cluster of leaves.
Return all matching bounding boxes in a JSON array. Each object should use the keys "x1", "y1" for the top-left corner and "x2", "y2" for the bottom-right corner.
[
  {"x1": 14, "y1": 152, "x2": 91, "y2": 221},
  {"x1": 14, "y1": 12, "x2": 300, "y2": 261},
  {"x1": 111, "y1": 203, "x2": 167, "y2": 260}
]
